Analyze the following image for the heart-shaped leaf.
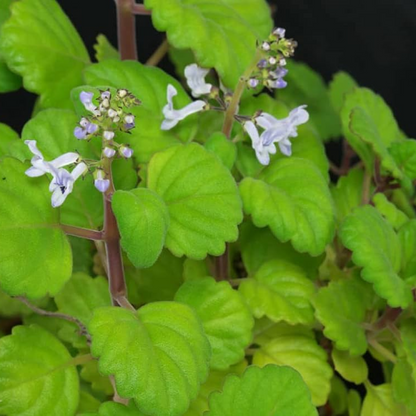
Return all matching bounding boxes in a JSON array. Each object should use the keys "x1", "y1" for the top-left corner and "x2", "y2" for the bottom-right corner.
[
  {"x1": 175, "y1": 277, "x2": 254, "y2": 370},
  {"x1": 112, "y1": 188, "x2": 170, "y2": 268},
  {"x1": 147, "y1": 143, "x2": 242, "y2": 259},
  {"x1": 0, "y1": 325, "x2": 79, "y2": 416},
  {"x1": 89, "y1": 303, "x2": 211, "y2": 416}
]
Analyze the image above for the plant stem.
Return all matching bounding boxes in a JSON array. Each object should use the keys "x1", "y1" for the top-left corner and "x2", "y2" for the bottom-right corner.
[
  {"x1": 368, "y1": 338, "x2": 397, "y2": 363},
  {"x1": 68, "y1": 353, "x2": 94, "y2": 367},
  {"x1": 373, "y1": 306, "x2": 402, "y2": 330},
  {"x1": 146, "y1": 38, "x2": 169, "y2": 66},
  {"x1": 132, "y1": 3, "x2": 151, "y2": 15},
  {"x1": 16, "y1": 297, "x2": 91, "y2": 344},
  {"x1": 361, "y1": 170, "x2": 372, "y2": 204},
  {"x1": 215, "y1": 244, "x2": 229, "y2": 281},
  {"x1": 116, "y1": 0, "x2": 138, "y2": 60},
  {"x1": 61, "y1": 224, "x2": 103, "y2": 241}
]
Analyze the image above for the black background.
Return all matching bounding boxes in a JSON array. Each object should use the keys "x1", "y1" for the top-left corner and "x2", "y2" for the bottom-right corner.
[{"x1": 1, "y1": 0, "x2": 416, "y2": 138}]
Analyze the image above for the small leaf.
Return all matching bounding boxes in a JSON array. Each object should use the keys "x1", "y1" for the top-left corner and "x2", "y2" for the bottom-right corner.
[
  {"x1": 332, "y1": 349, "x2": 369, "y2": 384},
  {"x1": 392, "y1": 359, "x2": 416, "y2": 416},
  {"x1": 347, "y1": 389, "x2": 362, "y2": 416},
  {"x1": 112, "y1": 188, "x2": 170, "y2": 268},
  {"x1": 77, "y1": 391, "x2": 101, "y2": 413},
  {"x1": 89, "y1": 303, "x2": 211, "y2": 416},
  {"x1": 341, "y1": 88, "x2": 401, "y2": 173},
  {"x1": 206, "y1": 364, "x2": 318, "y2": 416},
  {"x1": 240, "y1": 157, "x2": 335, "y2": 256},
  {"x1": 253, "y1": 333, "x2": 333, "y2": 406},
  {"x1": 0, "y1": 158, "x2": 72, "y2": 299},
  {"x1": 0, "y1": 0, "x2": 90, "y2": 108},
  {"x1": 361, "y1": 382, "x2": 407, "y2": 416},
  {"x1": 390, "y1": 139, "x2": 416, "y2": 180},
  {"x1": 147, "y1": 143, "x2": 242, "y2": 259},
  {"x1": 373, "y1": 193, "x2": 408, "y2": 230},
  {"x1": 175, "y1": 277, "x2": 254, "y2": 370},
  {"x1": 84, "y1": 60, "x2": 195, "y2": 163},
  {"x1": 239, "y1": 259, "x2": 316, "y2": 325},
  {"x1": 329, "y1": 71, "x2": 358, "y2": 113},
  {"x1": 204, "y1": 132, "x2": 236, "y2": 170},
  {"x1": 278, "y1": 61, "x2": 341, "y2": 141},
  {"x1": 55, "y1": 273, "x2": 111, "y2": 325},
  {"x1": 0, "y1": 325, "x2": 79, "y2": 416},
  {"x1": 313, "y1": 278, "x2": 373, "y2": 356},
  {"x1": 144, "y1": 0, "x2": 272, "y2": 88},
  {"x1": 339, "y1": 205, "x2": 412, "y2": 308},
  {"x1": 328, "y1": 376, "x2": 348, "y2": 415},
  {"x1": 94, "y1": 34, "x2": 119, "y2": 62}
]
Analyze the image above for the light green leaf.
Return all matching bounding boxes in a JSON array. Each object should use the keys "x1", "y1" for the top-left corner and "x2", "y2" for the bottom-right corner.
[
  {"x1": 0, "y1": 0, "x2": 90, "y2": 108},
  {"x1": 55, "y1": 273, "x2": 111, "y2": 326},
  {"x1": 94, "y1": 34, "x2": 119, "y2": 62},
  {"x1": 329, "y1": 71, "x2": 358, "y2": 113},
  {"x1": 278, "y1": 61, "x2": 341, "y2": 141},
  {"x1": 331, "y1": 167, "x2": 365, "y2": 224},
  {"x1": 362, "y1": 382, "x2": 407, "y2": 416},
  {"x1": 147, "y1": 143, "x2": 242, "y2": 259},
  {"x1": 89, "y1": 303, "x2": 211, "y2": 416},
  {"x1": 175, "y1": 277, "x2": 254, "y2": 370},
  {"x1": 389, "y1": 139, "x2": 416, "y2": 180},
  {"x1": 373, "y1": 193, "x2": 408, "y2": 230},
  {"x1": 0, "y1": 325, "x2": 79, "y2": 416},
  {"x1": 69, "y1": 236, "x2": 93, "y2": 274},
  {"x1": 112, "y1": 188, "x2": 170, "y2": 268},
  {"x1": 341, "y1": 88, "x2": 401, "y2": 173},
  {"x1": 398, "y1": 220, "x2": 416, "y2": 279},
  {"x1": 392, "y1": 359, "x2": 416, "y2": 416},
  {"x1": 77, "y1": 391, "x2": 101, "y2": 413},
  {"x1": 253, "y1": 333, "x2": 333, "y2": 406},
  {"x1": 332, "y1": 349, "x2": 368, "y2": 384},
  {"x1": 80, "y1": 360, "x2": 113, "y2": 396},
  {"x1": 401, "y1": 319, "x2": 416, "y2": 384},
  {"x1": 96, "y1": 401, "x2": 146, "y2": 416},
  {"x1": 144, "y1": 0, "x2": 272, "y2": 88},
  {"x1": 239, "y1": 221, "x2": 323, "y2": 278},
  {"x1": 0, "y1": 122, "x2": 19, "y2": 156},
  {"x1": 240, "y1": 157, "x2": 335, "y2": 256},
  {"x1": 21, "y1": 108, "x2": 103, "y2": 229},
  {"x1": 339, "y1": 205, "x2": 412, "y2": 308},
  {"x1": 239, "y1": 259, "x2": 316, "y2": 325},
  {"x1": 84, "y1": 60, "x2": 195, "y2": 163},
  {"x1": 125, "y1": 249, "x2": 184, "y2": 306},
  {"x1": 205, "y1": 132, "x2": 236, "y2": 170},
  {"x1": 0, "y1": 158, "x2": 72, "y2": 299},
  {"x1": 313, "y1": 278, "x2": 373, "y2": 356},
  {"x1": 183, "y1": 258, "x2": 211, "y2": 281}
]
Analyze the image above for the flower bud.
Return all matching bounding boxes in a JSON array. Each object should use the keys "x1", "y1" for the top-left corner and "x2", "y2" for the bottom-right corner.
[
  {"x1": 103, "y1": 147, "x2": 116, "y2": 158},
  {"x1": 124, "y1": 115, "x2": 135, "y2": 124},
  {"x1": 103, "y1": 131, "x2": 115, "y2": 141},
  {"x1": 118, "y1": 89, "x2": 128, "y2": 98},
  {"x1": 120, "y1": 146, "x2": 133, "y2": 159},
  {"x1": 94, "y1": 170, "x2": 110, "y2": 193},
  {"x1": 108, "y1": 109, "x2": 117, "y2": 118}
]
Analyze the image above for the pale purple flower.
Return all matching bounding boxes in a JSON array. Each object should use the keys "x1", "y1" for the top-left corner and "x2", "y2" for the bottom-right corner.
[
  {"x1": 161, "y1": 84, "x2": 205, "y2": 130},
  {"x1": 274, "y1": 27, "x2": 286, "y2": 38},
  {"x1": 103, "y1": 131, "x2": 115, "y2": 141},
  {"x1": 120, "y1": 146, "x2": 133, "y2": 159},
  {"x1": 73, "y1": 119, "x2": 98, "y2": 140},
  {"x1": 184, "y1": 64, "x2": 212, "y2": 97},
  {"x1": 94, "y1": 170, "x2": 110, "y2": 193},
  {"x1": 268, "y1": 67, "x2": 288, "y2": 89},
  {"x1": 248, "y1": 78, "x2": 259, "y2": 88},
  {"x1": 80, "y1": 91, "x2": 100, "y2": 116},
  {"x1": 103, "y1": 147, "x2": 116, "y2": 158}
]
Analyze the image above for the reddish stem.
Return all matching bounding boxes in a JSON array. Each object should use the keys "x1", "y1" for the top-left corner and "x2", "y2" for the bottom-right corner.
[
  {"x1": 132, "y1": 3, "x2": 151, "y2": 15},
  {"x1": 61, "y1": 224, "x2": 103, "y2": 241},
  {"x1": 215, "y1": 244, "x2": 229, "y2": 281},
  {"x1": 116, "y1": 0, "x2": 138, "y2": 60}
]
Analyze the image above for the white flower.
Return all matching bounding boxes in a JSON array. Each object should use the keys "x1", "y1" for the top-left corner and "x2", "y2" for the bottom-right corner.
[
  {"x1": 94, "y1": 170, "x2": 110, "y2": 193},
  {"x1": 80, "y1": 92, "x2": 101, "y2": 116},
  {"x1": 161, "y1": 84, "x2": 206, "y2": 130},
  {"x1": 24, "y1": 140, "x2": 79, "y2": 177},
  {"x1": 49, "y1": 163, "x2": 87, "y2": 208},
  {"x1": 184, "y1": 64, "x2": 212, "y2": 97},
  {"x1": 244, "y1": 105, "x2": 309, "y2": 165}
]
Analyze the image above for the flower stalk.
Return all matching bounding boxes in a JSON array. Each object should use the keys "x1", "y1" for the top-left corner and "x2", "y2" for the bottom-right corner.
[{"x1": 116, "y1": 0, "x2": 138, "y2": 60}]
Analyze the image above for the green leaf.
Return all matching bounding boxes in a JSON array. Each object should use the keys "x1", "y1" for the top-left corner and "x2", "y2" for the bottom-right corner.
[
  {"x1": 205, "y1": 132, "x2": 237, "y2": 170},
  {"x1": 253, "y1": 332, "x2": 333, "y2": 406},
  {"x1": 144, "y1": 0, "x2": 272, "y2": 88},
  {"x1": 175, "y1": 277, "x2": 254, "y2": 370},
  {"x1": 331, "y1": 167, "x2": 365, "y2": 224},
  {"x1": 0, "y1": 289, "x2": 49, "y2": 317},
  {"x1": 339, "y1": 205, "x2": 412, "y2": 308},
  {"x1": 332, "y1": 349, "x2": 369, "y2": 384},
  {"x1": 401, "y1": 319, "x2": 416, "y2": 384},
  {"x1": 94, "y1": 34, "x2": 119, "y2": 62},
  {"x1": 328, "y1": 375, "x2": 348, "y2": 415},
  {"x1": 329, "y1": 71, "x2": 358, "y2": 113},
  {"x1": 183, "y1": 258, "x2": 211, "y2": 281},
  {"x1": 78, "y1": 391, "x2": 101, "y2": 413},
  {"x1": 277, "y1": 61, "x2": 341, "y2": 141},
  {"x1": 206, "y1": 364, "x2": 318, "y2": 416},
  {"x1": 341, "y1": 88, "x2": 401, "y2": 173},
  {"x1": 239, "y1": 259, "x2": 316, "y2": 325},
  {"x1": 0, "y1": 158, "x2": 72, "y2": 299},
  {"x1": 313, "y1": 278, "x2": 373, "y2": 356},
  {"x1": 398, "y1": 220, "x2": 416, "y2": 279},
  {"x1": 238, "y1": 94, "x2": 329, "y2": 180},
  {"x1": 347, "y1": 389, "x2": 362, "y2": 416},
  {"x1": 390, "y1": 139, "x2": 416, "y2": 181},
  {"x1": 392, "y1": 359, "x2": 416, "y2": 416},
  {"x1": 147, "y1": 143, "x2": 242, "y2": 259},
  {"x1": 55, "y1": 273, "x2": 111, "y2": 326},
  {"x1": 80, "y1": 360, "x2": 113, "y2": 396},
  {"x1": 240, "y1": 157, "x2": 335, "y2": 256},
  {"x1": 239, "y1": 221, "x2": 323, "y2": 278},
  {"x1": 373, "y1": 193, "x2": 408, "y2": 230},
  {"x1": 0, "y1": 325, "x2": 79, "y2": 416},
  {"x1": 0, "y1": 122, "x2": 19, "y2": 156},
  {"x1": 84, "y1": 60, "x2": 195, "y2": 163},
  {"x1": 69, "y1": 236, "x2": 94, "y2": 274},
  {"x1": 21, "y1": 108, "x2": 103, "y2": 229},
  {"x1": 96, "y1": 401, "x2": 146, "y2": 416},
  {"x1": 361, "y1": 382, "x2": 407, "y2": 416},
  {"x1": 89, "y1": 303, "x2": 211, "y2": 416},
  {"x1": 125, "y1": 249, "x2": 184, "y2": 306},
  {"x1": 112, "y1": 188, "x2": 170, "y2": 269},
  {"x1": 0, "y1": 0, "x2": 90, "y2": 108}
]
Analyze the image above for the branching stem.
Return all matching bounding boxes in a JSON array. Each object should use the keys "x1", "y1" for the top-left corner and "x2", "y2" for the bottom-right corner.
[
  {"x1": 146, "y1": 38, "x2": 169, "y2": 66},
  {"x1": 116, "y1": 0, "x2": 138, "y2": 60},
  {"x1": 61, "y1": 224, "x2": 103, "y2": 241},
  {"x1": 131, "y1": 3, "x2": 151, "y2": 15}
]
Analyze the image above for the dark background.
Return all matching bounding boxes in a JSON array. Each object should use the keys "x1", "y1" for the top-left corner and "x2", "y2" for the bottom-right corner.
[{"x1": 1, "y1": 0, "x2": 416, "y2": 139}]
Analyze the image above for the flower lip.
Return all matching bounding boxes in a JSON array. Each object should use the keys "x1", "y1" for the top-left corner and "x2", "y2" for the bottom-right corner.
[{"x1": 184, "y1": 63, "x2": 212, "y2": 98}]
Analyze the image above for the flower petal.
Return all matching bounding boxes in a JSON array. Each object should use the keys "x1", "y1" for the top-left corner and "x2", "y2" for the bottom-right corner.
[{"x1": 50, "y1": 152, "x2": 79, "y2": 168}]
